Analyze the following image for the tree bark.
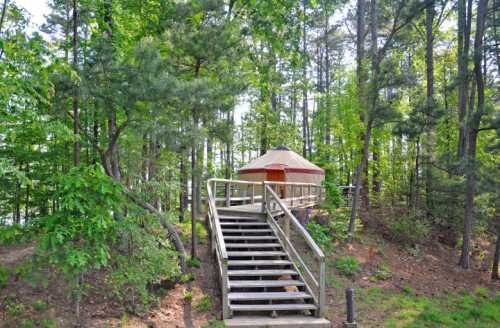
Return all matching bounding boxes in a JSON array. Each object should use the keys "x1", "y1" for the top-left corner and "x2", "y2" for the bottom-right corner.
[
  {"x1": 301, "y1": 0, "x2": 310, "y2": 158},
  {"x1": 348, "y1": 0, "x2": 367, "y2": 241},
  {"x1": 72, "y1": 0, "x2": 80, "y2": 166},
  {"x1": 492, "y1": 223, "x2": 500, "y2": 280},
  {"x1": 0, "y1": 0, "x2": 8, "y2": 36},
  {"x1": 126, "y1": 190, "x2": 187, "y2": 273},
  {"x1": 349, "y1": 122, "x2": 372, "y2": 239},
  {"x1": 457, "y1": 0, "x2": 473, "y2": 159},
  {"x1": 424, "y1": 0, "x2": 435, "y2": 217},
  {"x1": 459, "y1": 0, "x2": 489, "y2": 269}
]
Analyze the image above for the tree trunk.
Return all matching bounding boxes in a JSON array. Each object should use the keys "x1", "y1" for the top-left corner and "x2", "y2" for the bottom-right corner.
[
  {"x1": 492, "y1": 223, "x2": 500, "y2": 280},
  {"x1": 126, "y1": 190, "x2": 187, "y2": 273},
  {"x1": 191, "y1": 60, "x2": 201, "y2": 259},
  {"x1": 349, "y1": 122, "x2": 372, "y2": 239},
  {"x1": 424, "y1": 1, "x2": 435, "y2": 217},
  {"x1": 301, "y1": 0, "x2": 310, "y2": 158},
  {"x1": 459, "y1": 0, "x2": 488, "y2": 269},
  {"x1": 179, "y1": 140, "x2": 188, "y2": 221},
  {"x1": 72, "y1": 0, "x2": 80, "y2": 166},
  {"x1": 349, "y1": 0, "x2": 367, "y2": 241},
  {"x1": 457, "y1": 0, "x2": 473, "y2": 159}
]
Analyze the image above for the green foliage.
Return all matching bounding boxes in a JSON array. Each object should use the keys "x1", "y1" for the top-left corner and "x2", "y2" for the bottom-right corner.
[
  {"x1": 187, "y1": 257, "x2": 202, "y2": 268},
  {"x1": 38, "y1": 165, "x2": 123, "y2": 276},
  {"x1": 364, "y1": 287, "x2": 500, "y2": 327},
  {"x1": 0, "y1": 224, "x2": 33, "y2": 245},
  {"x1": 0, "y1": 265, "x2": 9, "y2": 288},
  {"x1": 107, "y1": 215, "x2": 180, "y2": 314},
  {"x1": 388, "y1": 215, "x2": 431, "y2": 244},
  {"x1": 202, "y1": 319, "x2": 225, "y2": 328},
  {"x1": 196, "y1": 294, "x2": 212, "y2": 312},
  {"x1": 333, "y1": 256, "x2": 360, "y2": 277},
  {"x1": 184, "y1": 290, "x2": 193, "y2": 302},
  {"x1": 306, "y1": 220, "x2": 332, "y2": 251},
  {"x1": 33, "y1": 299, "x2": 48, "y2": 312},
  {"x1": 370, "y1": 264, "x2": 392, "y2": 282},
  {"x1": 322, "y1": 174, "x2": 343, "y2": 213},
  {"x1": 328, "y1": 210, "x2": 362, "y2": 243}
]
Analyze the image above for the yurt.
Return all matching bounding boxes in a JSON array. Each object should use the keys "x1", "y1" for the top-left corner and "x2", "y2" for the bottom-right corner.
[{"x1": 238, "y1": 146, "x2": 325, "y2": 185}]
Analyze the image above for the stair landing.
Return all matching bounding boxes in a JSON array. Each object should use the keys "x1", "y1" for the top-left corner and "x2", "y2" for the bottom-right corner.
[{"x1": 225, "y1": 315, "x2": 331, "y2": 328}]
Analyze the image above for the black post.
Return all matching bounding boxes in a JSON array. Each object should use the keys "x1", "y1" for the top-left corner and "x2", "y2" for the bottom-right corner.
[{"x1": 344, "y1": 288, "x2": 357, "y2": 328}]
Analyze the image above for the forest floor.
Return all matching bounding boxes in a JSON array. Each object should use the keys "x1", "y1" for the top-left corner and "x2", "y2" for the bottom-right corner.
[{"x1": 1, "y1": 210, "x2": 499, "y2": 328}]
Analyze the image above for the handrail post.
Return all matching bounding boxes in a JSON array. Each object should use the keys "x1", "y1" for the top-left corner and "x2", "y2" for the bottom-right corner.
[
  {"x1": 319, "y1": 257, "x2": 326, "y2": 317},
  {"x1": 291, "y1": 185, "x2": 294, "y2": 207},
  {"x1": 261, "y1": 182, "x2": 267, "y2": 213},
  {"x1": 225, "y1": 182, "x2": 231, "y2": 207},
  {"x1": 251, "y1": 184, "x2": 255, "y2": 204},
  {"x1": 222, "y1": 258, "x2": 230, "y2": 319}
]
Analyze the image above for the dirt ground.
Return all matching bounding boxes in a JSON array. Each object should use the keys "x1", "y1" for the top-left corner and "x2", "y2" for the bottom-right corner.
[{"x1": 1, "y1": 213, "x2": 498, "y2": 328}]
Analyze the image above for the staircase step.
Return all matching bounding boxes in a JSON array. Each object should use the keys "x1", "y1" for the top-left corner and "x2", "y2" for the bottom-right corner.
[
  {"x1": 228, "y1": 260, "x2": 292, "y2": 266},
  {"x1": 226, "y1": 243, "x2": 281, "y2": 249},
  {"x1": 228, "y1": 292, "x2": 312, "y2": 301},
  {"x1": 230, "y1": 304, "x2": 316, "y2": 312},
  {"x1": 222, "y1": 229, "x2": 273, "y2": 233},
  {"x1": 220, "y1": 222, "x2": 269, "y2": 227},
  {"x1": 219, "y1": 216, "x2": 265, "y2": 221},
  {"x1": 227, "y1": 251, "x2": 286, "y2": 257},
  {"x1": 225, "y1": 315, "x2": 331, "y2": 328},
  {"x1": 228, "y1": 269, "x2": 297, "y2": 276},
  {"x1": 229, "y1": 280, "x2": 304, "y2": 288},
  {"x1": 224, "y1": 236, "x2": 278, "y2": 241}
]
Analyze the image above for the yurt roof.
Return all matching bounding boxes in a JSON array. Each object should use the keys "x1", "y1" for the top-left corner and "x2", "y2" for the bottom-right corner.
[{"x1": 239, "y1": 146, "x2": 324, "y2": 175}]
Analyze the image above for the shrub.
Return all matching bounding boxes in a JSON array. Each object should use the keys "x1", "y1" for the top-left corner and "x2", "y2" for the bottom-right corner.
[
  {"x1": 0, "y1": 265, "x2": 8, "y2": 288},
  {"x1": 370, "y1": 264, "x2": 392, "y2": 281},
  {"x1": 187, "y1": 257, "x2": 201, "y2": 268},
  {"x1": 196, "y1": 294, "x2": 212, "y2": 312},
  {"x1": 0, "y1": 224, "x2": 33, "y2": 245},
  {"x1": 334, "y1": 256, "x2": 360, "y2": 277},
  {"x1": 38, "y1": 165, "x2": 180, "y2": 314},
  {"x1": 322, "y1": 171, "x2": 343, "y2": 212},
  {"x1": 108, "y1": 216, "x2": 180, "y2": 314},
  {"x1": 306, "y1": 220, "x2": 332, "y2": 251},
  {"x1": 33, "y1": 299, "x2": 48, "y2": 312},
  {"x1": 388, "y1": 215, "x2": 430, "y2": 244}
]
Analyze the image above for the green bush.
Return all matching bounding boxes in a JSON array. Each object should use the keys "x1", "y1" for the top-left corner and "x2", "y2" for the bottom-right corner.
[
  {"x1": 108, "y1": 216, "x2": 180, "y2": 314},
  {"x1": 0, "y1": 224, "x2": 33, "y2": 245},
  {"x1": 306, "y1": 220, "x2": 332, "y2": 251},
  {"x1": 33, "y1": 299, "x2": 48, "y2": 312},
  {"x1": 388, "y1": 215, "x2": 430, "y2": 244},
  {"x1": 37, "y1": 165, "x2": 180, "y2": 314},
  {"x1": 334, "y1": 256, "x2": 360, "y2": 277},
  {"x1": 0, "y1": 265, "x2": 9, "y2": 288},
  {"x1": 196, "y1": 294, "x2": 212, "y2": 312},
  {"x1": 321, "y1": 175, "x2": 343, "y2": 213}
]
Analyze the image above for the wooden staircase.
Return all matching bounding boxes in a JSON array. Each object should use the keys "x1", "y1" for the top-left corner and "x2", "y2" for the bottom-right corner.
[{"x1": 207, "y1": 179, "x2": 331, "y2": 328}]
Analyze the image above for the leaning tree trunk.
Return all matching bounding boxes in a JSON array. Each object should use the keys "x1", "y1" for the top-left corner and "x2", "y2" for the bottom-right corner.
[{"x1": 126, "y1": 190, "x2": 187, "y2": 273}]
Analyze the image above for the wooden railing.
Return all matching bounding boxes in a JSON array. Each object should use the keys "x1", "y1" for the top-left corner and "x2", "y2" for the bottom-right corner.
[
  {"x1": 206, "y1": 179, "x2": 230, "y2": 319},
  {"x1": 206, "y1": 178, "x2": 326, "y2": 319},
  {"x1": 263, "y1": 184, "x2": 326, "y2": 317}
]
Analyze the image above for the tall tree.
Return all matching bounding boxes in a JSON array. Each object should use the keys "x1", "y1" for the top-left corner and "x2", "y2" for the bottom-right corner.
[{"x1": 459, "y1": 0, "x2": 489, "y2": 269}]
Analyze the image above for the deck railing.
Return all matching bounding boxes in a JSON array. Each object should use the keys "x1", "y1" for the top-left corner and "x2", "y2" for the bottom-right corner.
[
  {"x1": 263, "y1": 183, "x2": 326, "y2": 317},
  {"x1": 206, "y1": 179, "x2": 230, "y2": 318},
  {"x1": 206, "y1": 178, "x2": 326, "y2": 319}
]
